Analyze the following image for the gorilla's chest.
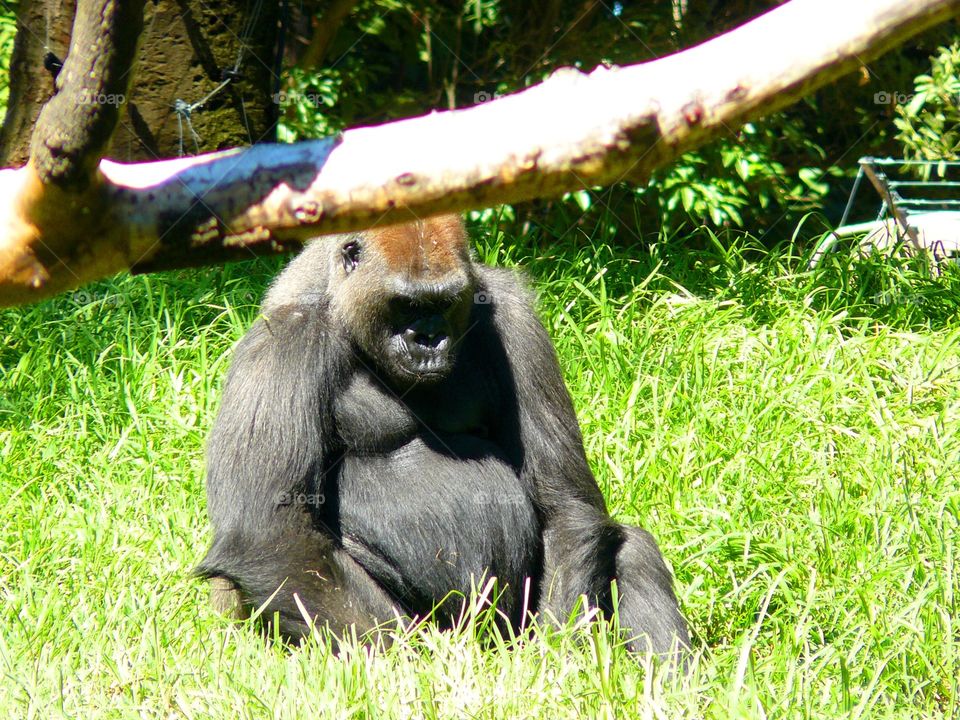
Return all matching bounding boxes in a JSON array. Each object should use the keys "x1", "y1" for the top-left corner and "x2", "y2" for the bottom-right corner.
[
  {"x1": 331, "y1": 371, "x2": 540, "y2": 618},
  {"x1": 332, "y1": 365, "x2": 495, "y2": 454}
]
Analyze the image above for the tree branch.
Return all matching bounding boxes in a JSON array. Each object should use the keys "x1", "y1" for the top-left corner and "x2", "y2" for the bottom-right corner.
[
  {"x1": 1, "y1": 0, "x2": 958, "y2": 305},
  {"x1": 30, "y1": 0, "x2": 145, "y2": 189}
]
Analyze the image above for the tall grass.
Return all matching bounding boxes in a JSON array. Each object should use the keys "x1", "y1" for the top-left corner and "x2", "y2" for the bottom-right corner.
[{"x1": 1, "y1": 223, "x2": 958, "y2": 717}]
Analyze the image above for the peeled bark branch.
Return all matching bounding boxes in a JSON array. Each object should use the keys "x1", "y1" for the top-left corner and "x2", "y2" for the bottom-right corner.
[{"x1": 1, "y1": 0, "x2": 958, "y2": 305}]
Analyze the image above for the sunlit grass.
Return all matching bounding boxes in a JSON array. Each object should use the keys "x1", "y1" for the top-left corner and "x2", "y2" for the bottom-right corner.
[{"x1": 1, "y1": 224, "x2": 959, "y2": 717}]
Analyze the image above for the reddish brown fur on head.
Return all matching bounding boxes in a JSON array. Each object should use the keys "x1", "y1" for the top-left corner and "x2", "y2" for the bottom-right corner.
[
  {"x1": 366, "y1": 214, "x2": 470, "y2": 283},
  {"x1": 304, "y1": 213, "x2": 478, "y2": 388}
]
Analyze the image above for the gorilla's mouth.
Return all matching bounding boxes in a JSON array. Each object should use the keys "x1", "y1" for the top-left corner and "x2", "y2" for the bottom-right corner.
[
  {"x1": 402, "y1": 333, "x2": 452, "y2": 376},
  {"x1": 395, "y1": 314, "x2": 455, "y2": 379}
]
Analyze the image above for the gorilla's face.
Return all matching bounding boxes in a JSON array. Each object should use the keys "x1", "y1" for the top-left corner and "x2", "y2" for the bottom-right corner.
[
  {"x1": 380, "y1": 292, "x2": 471, "y2": 382},
  {"x1": 330, "y1": 216, "x2": 475, "y2": 388}
]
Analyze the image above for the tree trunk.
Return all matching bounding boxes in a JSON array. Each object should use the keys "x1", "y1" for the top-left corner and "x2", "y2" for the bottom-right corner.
[
  {"x1": 110, "y1": 0, "x2": 281, "y2": 160},
  {"x1": 0, "y1": 0, "x2": 77, "y2": 166},
  {"x1": 0, "y1": 0, "x2": 280, "y2": 166}
]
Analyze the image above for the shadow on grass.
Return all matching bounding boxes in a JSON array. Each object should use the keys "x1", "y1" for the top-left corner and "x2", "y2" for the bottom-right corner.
[
  {"x1": 471, "y1": 212, "x2": 960, "y2": 333},
  {"x1": 3, "y1": 219, "x2": 959, "y2": 430}
]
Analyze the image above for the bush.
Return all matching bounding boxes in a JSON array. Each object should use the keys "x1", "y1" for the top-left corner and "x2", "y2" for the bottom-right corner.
[{"x1": 895, "y1": 42, "x2": 960, "y2": 163}]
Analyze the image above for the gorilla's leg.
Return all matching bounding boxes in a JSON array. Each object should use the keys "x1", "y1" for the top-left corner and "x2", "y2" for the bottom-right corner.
[
  {"x1": 199, "y1": 531, "x2": 399, "y2": 643},
  {"x1": 613, "y1": 525, "x2": 689, "y2": 656},
  {"x1": 540, "y1": 508, "x2": 688, "y2": 657},
  {"x1": 539, "y1": 506, "x2": 620, "y2": 622}
]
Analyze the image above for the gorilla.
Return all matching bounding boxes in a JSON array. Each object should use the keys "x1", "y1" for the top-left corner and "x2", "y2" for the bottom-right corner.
[{"x1": 197, "y1": 214, "x2": 688, "y2": 657}]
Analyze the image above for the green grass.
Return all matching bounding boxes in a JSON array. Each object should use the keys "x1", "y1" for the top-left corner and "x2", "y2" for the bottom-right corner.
[{"x1": 1, "y1": 224, "x2": 959, "y2": 718}]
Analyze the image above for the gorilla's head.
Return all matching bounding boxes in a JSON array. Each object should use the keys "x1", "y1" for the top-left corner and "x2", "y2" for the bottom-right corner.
[{"x1": 324, "y1": 214, "x2": 476, "y2": 388}]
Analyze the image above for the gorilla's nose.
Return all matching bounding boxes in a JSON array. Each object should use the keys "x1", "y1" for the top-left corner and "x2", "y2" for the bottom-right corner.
[{"x1": 405, "y1": 315, "x2": 448, "y2": 348}]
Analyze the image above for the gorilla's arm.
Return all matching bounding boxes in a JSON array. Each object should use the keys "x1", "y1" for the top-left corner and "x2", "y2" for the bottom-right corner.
[
  {"x1": 196, "y1": 304, "x2": 394, "y2": 639},
  {"x1": 480, "y1": 269, "x2": 616, "y2": 604},
  {"x1": 481, "y1": 268, "x2": 687, "y2": 653}
]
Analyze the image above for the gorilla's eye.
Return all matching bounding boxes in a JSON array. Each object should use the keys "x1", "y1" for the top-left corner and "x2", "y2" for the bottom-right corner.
[{"x1": 341, "y1": 242, "x2": 361, "y2": 274}]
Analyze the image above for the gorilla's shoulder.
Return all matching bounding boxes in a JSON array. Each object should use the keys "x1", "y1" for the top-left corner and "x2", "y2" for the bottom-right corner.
[
  {"x1": 475, "y1": 265, "x2": 549, "y2": 332},
  {"x1": 475, "y1": 265, "x2": 535, "y2": 306},
  {"x1": 261, "y1": 235, "x2": 347, "y2": 310},
  {"x1": 236, "y1": 303, "x2": 333, "y2": 359}
]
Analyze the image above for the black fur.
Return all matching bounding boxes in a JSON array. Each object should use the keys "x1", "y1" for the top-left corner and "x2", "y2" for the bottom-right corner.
[{"x1": 197, "y1": 232, "x2": 689, "y2": 657}]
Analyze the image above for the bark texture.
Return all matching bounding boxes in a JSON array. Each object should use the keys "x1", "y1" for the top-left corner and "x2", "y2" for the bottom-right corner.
[
  {"x1": 0, "y1": 0, "x2": 77, "y2": 166},
  {"x1": 110, "y1": 0, "x2": 280, "y2": 160}
]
